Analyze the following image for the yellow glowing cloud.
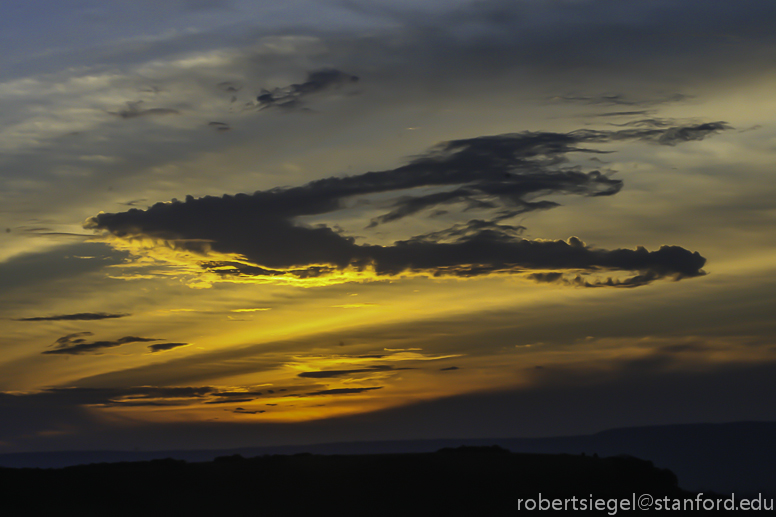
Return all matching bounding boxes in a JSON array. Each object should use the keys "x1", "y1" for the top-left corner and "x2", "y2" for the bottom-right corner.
[{"x1": 90, "y1": 229, "x2": 646, "y2": 290}]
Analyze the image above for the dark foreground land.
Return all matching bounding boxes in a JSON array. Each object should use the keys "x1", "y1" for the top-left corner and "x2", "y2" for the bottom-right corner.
[{"x1": 0, "y1": 446, "x2": 705, "y2": 515}]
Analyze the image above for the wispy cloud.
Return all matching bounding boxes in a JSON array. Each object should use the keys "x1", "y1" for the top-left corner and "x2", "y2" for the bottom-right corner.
[
  {"x1": 298, "y1": 365, "x2": 411, "y2": 379},
  {"x1": 43, "y1": 332, "x2": 160, "y2": 355},
  {"x1": 256, "y1": 68, "x2": 359, "y2": 111},
  {"x1": 305, "y1": 387, "x2": 383, "y2": 396},
  {"x1": 148, "y1": 342, "x2": 191, "y2": 353},
  {"x1": 16, "y1": 312, "x2": 130, "y2": 322},
  {"x1": 108, "y1": 101, "x2": 180, "y2": 119}
]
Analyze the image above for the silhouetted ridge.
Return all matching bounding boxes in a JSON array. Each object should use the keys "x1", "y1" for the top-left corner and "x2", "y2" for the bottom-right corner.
[
  {"x1": 3, "y1": 421, "x2": 774, "y2": 496},
  {"x1": 1, "y1": 450, "x2": 685, "y2": 516},
  {"x1": 438, "y1": 444, "x2": 511, "y2": 454}
]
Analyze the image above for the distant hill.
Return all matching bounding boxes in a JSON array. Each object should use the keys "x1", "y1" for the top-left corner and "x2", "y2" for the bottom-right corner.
[
  {"x1": 1, "y1": 448, "x2": 688, "y2": 515},
  {"x1": 1, "y1": 421, "x2": 773, "y2": 496}
]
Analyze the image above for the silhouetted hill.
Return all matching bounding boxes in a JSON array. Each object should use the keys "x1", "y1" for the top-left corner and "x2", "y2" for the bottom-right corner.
[
  {"x1": 515, "y1": 421, "x2": 776, "y2": 497},
  {"x1": 1, "y1": 449, "x2": 688, "y2": 516},
  {"x1": 1, "y1": 421, "x2": 773, "y2": 496}
]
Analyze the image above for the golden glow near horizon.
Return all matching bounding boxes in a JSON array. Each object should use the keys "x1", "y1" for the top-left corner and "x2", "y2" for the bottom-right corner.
[{"x1": 1, "y1": 0, "x2": 776, "y2": 451}]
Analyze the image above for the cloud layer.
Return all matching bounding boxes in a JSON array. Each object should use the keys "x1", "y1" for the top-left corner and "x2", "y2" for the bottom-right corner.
[{"x1": 5, "y1": 0, "x2": 774, "y2": 454}]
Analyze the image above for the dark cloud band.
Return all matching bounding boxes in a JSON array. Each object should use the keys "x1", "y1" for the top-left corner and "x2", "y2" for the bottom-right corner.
[
  {"x1": 305, "y1": 387, "x2": 383, "y2": 396},
  {"x1": 16, "y1": 312, "x2": 130, "y2": 322},
  {"x1": 298, "y1": 366, "x2": 410, "y2": 378},
  {"x1": 148, "y1": 342, "x2": 190, "y2": 353},
  {"x1": 44, "y1": 332, "x2": 161, "y2": 355}
]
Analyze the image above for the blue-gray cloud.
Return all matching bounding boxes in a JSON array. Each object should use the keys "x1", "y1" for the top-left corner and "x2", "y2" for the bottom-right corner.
[{"x1": 256, "y1": 68, "x2": 359, "y2": 110}]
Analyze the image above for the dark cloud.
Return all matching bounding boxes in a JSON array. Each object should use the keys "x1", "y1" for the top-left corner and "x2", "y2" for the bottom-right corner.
[
  {"x1": 0, "y1": 385, "x2": 286, "y2": 413},
  {"x1": 298, "y1": 366, "x2": 411, "y2": 379},
  {"x1": 148, "y1": 342, "x2": 190, "y2": 353},
  {"x1": 233, "y1": 408, "x2": 265, "y2": 414},
  {"x1": 13, "y1": 226, "x2": 95, "y2": 238},
  {"x1": 739, "y1": 125, "x2": 763, "y2": 133},
  {"x1": 120, "y1": 199, "x2": 148, "y2": 207},
  {"x1": 611, "y1": 121, "x2": 731, "y2": 146},
  {"x1": 17, "y1": 229, "x2": 92, "y2": 237},
  {"x1": 552, "y1": 93, "x2": 689, "y2": 107},
  {"x1": 440, "y1": 366, "x2": 460, "y2": 371},
  {"x1": 86, "y1": 128, "x2": 718, "y2": 287},
  {"x1": 0, "y1": 383, "x2": 344, "y2": 430},
  {"x1": 16, "y1": 312, "x2": 130, "y2": 322},
  {"x1": 4, "y1": 360, "x2": 776, "y2": 452},
  {"x1": 524, "y1": 244, "x2": 709, "y2": 288},
  {"x1": 109, "y1": 101, "x2": 179, "y2": 119},
  {"x1": 211, "y1": 390, "x2": 264, "y2": 397},
  {"x1": 216, "y1": 81, "x2": 240, "y2": 93},
  {"x1": 527, "y1": 272, "x2": 565, "y2": 284},
  {"x1": 590, "y1": 111, "x2": 653, "y2": 118},
  {"x1": 43, "y1": 332, "x2": 161, "y2": 355},
  {"x1": 0, "y1": 242, "x2": 128, "y2": 293},
  {"x1": 425, "y1": 0, "x2": 776, "y2": 94},
  {"x1": 0, "y1": 386, "x2": 216, "y2": 410},
  {"x1": 660, "y1": 343, "x2": 715, "y2": 354},
  {"x1": 256, "y1": 68, "x2": 359, "y2": 110},
  {"x1": 607, "y1": 118, "x2": 678, "y2": 129},
  {"x1": 306, "y1": 387, "x2": 383, "y2": 396},
  {"x1": 208, "y1": 121, "x2": 230, "y2": 132}
]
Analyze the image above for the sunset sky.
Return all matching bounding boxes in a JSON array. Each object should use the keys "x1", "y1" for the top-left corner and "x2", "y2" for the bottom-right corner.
[{"x1": 2, "y1": 0, "x2": 775, "y2": 452}]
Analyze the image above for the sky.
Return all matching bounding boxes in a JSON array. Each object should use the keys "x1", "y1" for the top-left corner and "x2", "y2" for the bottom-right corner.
[{"x1": 1, "y1": 0, "x2": 776, "y2": 452}]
